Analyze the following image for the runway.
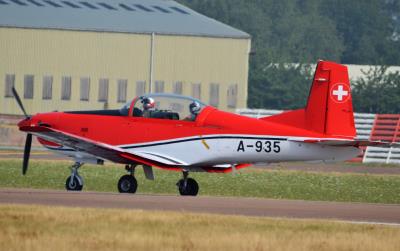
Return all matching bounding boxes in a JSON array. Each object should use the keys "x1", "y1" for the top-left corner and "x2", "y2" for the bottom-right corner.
[{"x1": 1, "y1": 188, "x2": 399, "y2": 224}]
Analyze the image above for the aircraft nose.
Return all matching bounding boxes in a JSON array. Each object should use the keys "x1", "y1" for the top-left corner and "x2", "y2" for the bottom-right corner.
[{"x1": 17, "y1": 117, "x2": 33, "y2": 132}]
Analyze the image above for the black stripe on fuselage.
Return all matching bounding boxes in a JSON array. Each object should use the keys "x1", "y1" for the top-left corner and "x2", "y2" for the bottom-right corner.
[{"x1": 121, "y1": 136, "x2": 288, "y2": 149}]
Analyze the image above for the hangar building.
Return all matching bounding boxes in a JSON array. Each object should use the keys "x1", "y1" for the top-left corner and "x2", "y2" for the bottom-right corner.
[{"x1": 0, "y1": 0, "x2": 251, "y2": 116}]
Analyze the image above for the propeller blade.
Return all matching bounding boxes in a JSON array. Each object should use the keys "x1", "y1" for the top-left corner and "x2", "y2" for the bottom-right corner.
[
  {"x1": 12, "y1": 87, "x2": 28, "y2": 118},
  {"x1": 22, "y1": 133, "x2": 32, "y2": 175}
]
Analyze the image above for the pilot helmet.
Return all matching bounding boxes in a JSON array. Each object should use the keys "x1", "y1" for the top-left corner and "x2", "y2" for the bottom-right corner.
[
  {"x1": 189, "y1": 101, "x2": 201, "y2": 114},
  {"x1": 142, "y1": 97, "x2": 155, "y2": 110}
]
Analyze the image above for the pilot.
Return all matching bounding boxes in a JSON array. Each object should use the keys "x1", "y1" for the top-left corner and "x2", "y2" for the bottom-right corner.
[
  {"x1": 185, "y1": 101, "x2": 201, "y2": 121},
  {"x1": 141, "y1": 97, "x2": 155, "y2": 118}
]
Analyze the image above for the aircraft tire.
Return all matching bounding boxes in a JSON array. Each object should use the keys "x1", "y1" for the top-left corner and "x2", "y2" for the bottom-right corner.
[
  {"x1": 118, "y1": 175, "x2": 138, "y2": 193},
  {"x1": 65, "y1": 176, "x2": 83, "y2": 191},
  {"x1": 178, "y1": 178, "x2": 199, "y2": 196}
]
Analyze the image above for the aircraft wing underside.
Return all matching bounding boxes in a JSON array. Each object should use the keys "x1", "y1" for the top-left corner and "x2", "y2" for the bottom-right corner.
[
  {"x1": 23, "y1": 125, "x2": 187, "y2": 168},
  {"x1": 22, "y1": 125, "x2": 247, "y2": 172}
]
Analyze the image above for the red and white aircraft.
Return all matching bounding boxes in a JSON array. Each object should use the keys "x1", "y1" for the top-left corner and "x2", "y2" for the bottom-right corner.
[{"x1": 14, "y1": 61, "x2": 396, "y2": 196}]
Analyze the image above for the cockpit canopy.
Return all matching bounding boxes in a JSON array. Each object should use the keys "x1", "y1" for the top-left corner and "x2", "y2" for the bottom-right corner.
[{"x1": 120, "y1": 93, "x2": 206, "y2": 121}]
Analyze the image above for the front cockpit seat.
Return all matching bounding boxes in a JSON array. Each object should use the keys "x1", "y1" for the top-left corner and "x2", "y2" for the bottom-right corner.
[{"x1": 132, "y1": 108, "x2": 143, "y2": 117}]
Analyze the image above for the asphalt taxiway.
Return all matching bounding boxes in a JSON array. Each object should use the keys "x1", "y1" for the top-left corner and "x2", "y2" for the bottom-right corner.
[{"x1": 0, "y1": 188, "x2": 399, "y2": 224}]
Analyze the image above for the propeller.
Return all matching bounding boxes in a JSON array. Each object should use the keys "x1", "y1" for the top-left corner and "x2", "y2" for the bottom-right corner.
[
  {"x1": 22, "y1": 134, "x2": 32, "y2": 175},
  {"x1": 11, "y1": 87, "x2": 32, "y2": 175},
  {"x1": 12, "y1": 87, "x2": 28, "y2": 118}
]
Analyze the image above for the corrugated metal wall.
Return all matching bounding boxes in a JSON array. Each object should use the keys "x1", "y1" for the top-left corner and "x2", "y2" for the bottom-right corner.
[{"x1": 0, "y1": 27, "x2": 250, "y2": 115}]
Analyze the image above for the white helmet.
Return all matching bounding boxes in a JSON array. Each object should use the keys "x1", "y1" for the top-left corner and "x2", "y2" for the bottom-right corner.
[
  {"x1": 189, "y1": 101, "x2": 201, "y2": 115},
  {"x1": 142, "y1": 97, "x2": 155, "y2": 110}
]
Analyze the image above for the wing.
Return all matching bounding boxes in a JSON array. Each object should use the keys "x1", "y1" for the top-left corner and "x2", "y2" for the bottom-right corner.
[
  {"x1": 289, "y1": 138, "x2": 400, "y2": 148},
  {"x1": 21, "y1": 124, "x2": 250, "y2": 173},
  {"x1": 21, "y1": 124, "x2": 184, "y2": 168}
]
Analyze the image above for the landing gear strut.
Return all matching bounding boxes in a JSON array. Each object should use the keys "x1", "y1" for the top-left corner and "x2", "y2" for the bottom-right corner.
[
  {"x1": 177, "y1": 170, "x2": 199, "y2": 196},
  {"x1": 65, "y1": 162, "x2": 84, "y2": 191},
  {"x1": 118, "y1": 164, "x2": 138, "y2": 193}
]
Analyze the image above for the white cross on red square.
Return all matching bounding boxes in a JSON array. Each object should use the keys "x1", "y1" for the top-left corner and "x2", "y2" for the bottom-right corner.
[{"x1": 331, "y1": 84, "x2": 349, "y2": 102}]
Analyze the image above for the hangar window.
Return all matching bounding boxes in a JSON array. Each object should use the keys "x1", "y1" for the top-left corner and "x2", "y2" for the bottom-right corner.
[
  {"x1": 153, "y1": 5, "x2": 171, "y2": 13},
  {"x1": 43, "y1": 0, "x2": 62, "y2": 7},
  {"x1": 170, "y1": 6, "x2": 189, "y2": 14},
  {"x1": 134, "y1": 4, "x2": 153, "y2": 12},
  {"x1": 98, "y1": 78, "x2": 109, "y2": 102},
  {"x1": 80, "y1": 77, "x2": 90, "y2": 101},
  {"x1": 117, "y1": 79, "x2": 127, "y2": 103},
  {"x1": 209, "y1": 83, "x2": 219, "y2": 107},
  {"x1": 61, "y1": 76, "x2": 72, "y2": 100},
  {"x1": 136, "y1": 81, "x2": 146, "y2": 96},
  {"x1": 24, "y1": 75, "x2": 34, "y2": 99},
  {"x1": 9, "y1": 0, "x2": 27, "y2": 6},
  {"x1": 42, "y1": 76, "x2": 53, "y2": 100},
  {"x1": 80, "y1": 1, "x2": 98, "y2": 9},
  {"x1": 98, "y1": 2, "x2": 116, "y2": 10},
  {"x1": 227, "y1": 84, "x2": 238, "y2": 108},
  {"x1": 0, "y1": 0, "x2": 8, "y2": 5},
  {"x1": 62, "y1": 1, "x2": 80, "y2": 8},
  {"x1": 154, "y1": 81, "x2": 165, "y2": 93},
  {"x1": 4, "y1": 74, "x2": 15, "y2": 98},
  {"x1": 119, "y1": 3, "x2": 134, "y2": 11},
  {"x1": 27, "y1": 0, "x2": 43, "y2": 6},
  {"x1": 191, "y1": 83, "x2": 201, "y2": 100},
  {"x1": 173, "y1": 81, "x2": 183, "y2": 95}
]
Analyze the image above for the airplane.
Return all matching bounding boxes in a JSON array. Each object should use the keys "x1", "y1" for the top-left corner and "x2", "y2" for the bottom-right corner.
[{"x1": 13, "y1": 60, "x2": 398, "y2": 196}]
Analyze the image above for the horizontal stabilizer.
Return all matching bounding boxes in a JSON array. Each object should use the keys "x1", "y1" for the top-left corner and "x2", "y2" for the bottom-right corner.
[{"x1": 288, "y1": 138, "x2": 400, "y2": 148}]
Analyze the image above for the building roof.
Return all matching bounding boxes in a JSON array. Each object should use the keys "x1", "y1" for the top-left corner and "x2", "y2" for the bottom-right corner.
[{"x1": 0, "y1": 0, "x2": 250, "y2": 39}]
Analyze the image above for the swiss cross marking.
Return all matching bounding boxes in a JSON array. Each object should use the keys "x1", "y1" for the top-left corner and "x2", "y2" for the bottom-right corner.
[{"x1": 331, "y1": 84, "x2": 350, "y2": 103}]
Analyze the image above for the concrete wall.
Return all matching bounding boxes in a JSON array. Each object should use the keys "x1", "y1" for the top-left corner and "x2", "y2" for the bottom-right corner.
[{"x1": 0, "y1": 27, "x2": 250, "y2": 116}]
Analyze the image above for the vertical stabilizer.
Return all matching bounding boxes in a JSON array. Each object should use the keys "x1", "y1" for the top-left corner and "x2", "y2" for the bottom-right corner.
[
  {"x1": 261, "y1": 61, "x2": 356, "y2": 139},
  {"x1": 305, "y1": 61, "x2": 356, "y2": 138}
]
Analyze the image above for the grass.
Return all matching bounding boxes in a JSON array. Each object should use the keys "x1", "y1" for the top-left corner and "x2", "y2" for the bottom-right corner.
[
  {"x1": 1, "y1": 159, "x2": 400, "y2": 204},
  {"x1": 0, "y1": 204, "x2": 399, "y2": 251}
]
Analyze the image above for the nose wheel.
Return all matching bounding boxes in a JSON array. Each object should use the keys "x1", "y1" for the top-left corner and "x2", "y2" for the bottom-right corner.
[
  {"x1": 177, "y1": 170, "x2": 199, "y2": 196},
  {"x1": 65, "y1": 162, "x2": 84, "y2": 191},
  {"x1": 118, "y1": 165, "x2": 138, "y2": 193}
]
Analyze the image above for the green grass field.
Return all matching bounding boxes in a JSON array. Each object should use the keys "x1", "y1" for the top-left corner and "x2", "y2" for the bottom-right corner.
[
  {"x1": 1, "y1": 204, "x2": 400, "y2": 251},
  {"x1": 1, "y1": 159, "x2": 400, "y2": 204}
]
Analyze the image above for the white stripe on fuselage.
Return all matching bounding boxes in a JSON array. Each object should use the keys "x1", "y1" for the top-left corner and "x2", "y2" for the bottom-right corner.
[
  {"x1": 35, "y1": 132, "x2": 360, "y2": 167},
  {"x1": 118, "y1": 135, "x2": 360, "y2": 167}
]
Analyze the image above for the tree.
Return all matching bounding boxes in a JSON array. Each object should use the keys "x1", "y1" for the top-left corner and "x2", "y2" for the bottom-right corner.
[
  {"x1": 320, "y1": 1, "x2": 400, "y2": 65},
  {"x1": 178, "y1": 0, "x2": 400, "y2": 112},
  {"x1": 352, "y1": 67, "x2": 400, "y2": 113},
  {"x1": 249, "y1": 64, "x2": 313, "y2": 109}
]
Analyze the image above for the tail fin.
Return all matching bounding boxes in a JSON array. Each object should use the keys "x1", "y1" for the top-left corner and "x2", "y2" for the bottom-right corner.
[{"x1": 263, "y1": 61, "x2": 356, "y2": 139}]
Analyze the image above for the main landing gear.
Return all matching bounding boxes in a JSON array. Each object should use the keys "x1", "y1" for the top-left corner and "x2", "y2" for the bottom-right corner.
[
  {"x1": 117, "y1": 164, "x2": 138, "y2": 193},
  {"x1": 65, "y1": 162, "x2": 84, "y2": 191},
  {"x1": 176, "y1": 170, "x2": 199, "y2": 196}
]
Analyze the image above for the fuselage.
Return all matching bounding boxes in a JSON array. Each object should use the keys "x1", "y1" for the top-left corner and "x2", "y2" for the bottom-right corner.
[{"x1": 22, "y1": 106, "x2": 360, "y2": 168}]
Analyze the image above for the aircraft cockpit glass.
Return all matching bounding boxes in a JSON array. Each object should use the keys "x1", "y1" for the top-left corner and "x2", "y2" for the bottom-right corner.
[
  {"x1": 119, "y1": 102, "x2": 131, "y2": 116},
  {"x1": 127, "y1": 93, "x2": 206, "y2": 121}
]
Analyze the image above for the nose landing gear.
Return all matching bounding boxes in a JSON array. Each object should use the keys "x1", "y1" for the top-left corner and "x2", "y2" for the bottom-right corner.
[{"x1": 177, "y1": 170, "x2": 199, "y2": 196}]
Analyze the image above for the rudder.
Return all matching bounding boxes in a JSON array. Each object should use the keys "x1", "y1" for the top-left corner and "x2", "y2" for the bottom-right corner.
[{"x1": 306, "y1": 61, "x2": 355, "y2": 138}]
